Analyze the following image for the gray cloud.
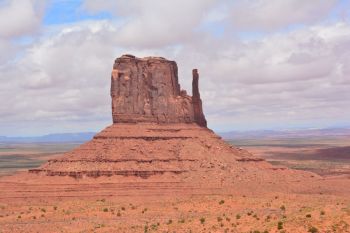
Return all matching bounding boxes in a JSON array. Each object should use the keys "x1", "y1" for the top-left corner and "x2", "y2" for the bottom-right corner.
[
  {"x1": 0, "y1": 0, "x2": 46, "y2": 38},
  {"x1": 0, "y1": 0, "x2": 349, "y2": 135},
  {"x1": 227, "y1": 0, "x2": 338, "y2": 31}
]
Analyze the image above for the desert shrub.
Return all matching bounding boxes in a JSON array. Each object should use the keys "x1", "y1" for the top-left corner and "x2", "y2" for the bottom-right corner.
[
  {"x1": 277, "y1": 221, "x2": 283, "y2": 230},
  {"x1": 179, "y1": 219, "x2": 185, "y2": 223},
  {"x1": 219, "y1": 200, "x2": 225, "y2": 205},
  {"x1": 117, "y1": 212, "x2": 121, "y2": 216},
  {"x1": 151, "y1": 224, "x2": 158, "y2": 230},
  {"x1": 226, "y1": 217, "x2": 230, "y2": 222},
  {"x1": 41, "y1": 208, "x2": 46, "y2": 213},
  {"x1": 308, "y1": 226, "x2": 318, "y2": 233},
  {"x1": 200, "y1": 217, "x2": 205, "y2": 224},
  {"x1": 217, "y1": 216, "x2": 223, "y2": 222},
  {"x1": 103, "y1": 208, "x2": 108, "y2": 212},
  {"x1": 167, "y1": 219, "x2": 173, "y2": 225},
  {"x1": 17, "y1": 215, "x2": 21, "y2": 219},
  {"x1": 121, "y1": 207, "x2": 125, "y2": 211},
  {"x1": 280, "y1": 205, "x2": 286, "y2": 211},
  {"x1": 236, "y1": 214, "x2": 241, "y2": 219},
  {"x1": 263, "y1": 231, "x2": 269, "y2": 233},
  {"x1": 320, "y1": 211, "x2": 325, "y2": 215},
  {"x1": 306, "y1": 214, "x2": 312, "y2": 218},
  {"x1": 53, "y1": 206, "x2": 57, "y2": 210}
]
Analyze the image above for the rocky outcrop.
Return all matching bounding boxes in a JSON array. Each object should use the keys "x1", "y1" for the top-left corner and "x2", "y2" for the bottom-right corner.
[
  {"x1": 29, "y1": 54, "x2": 266, "y2": 179},
  {"x1": 111, "y1": 54, "x2": 206, "y2": 126},
  {"x1": 192, "y1": 69, "x2": 207, "y2": 127}
]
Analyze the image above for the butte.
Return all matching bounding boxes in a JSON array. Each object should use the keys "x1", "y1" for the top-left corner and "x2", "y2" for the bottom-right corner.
[{"x1": 1, "y1": 55, "x2": 325, "y2": 197}]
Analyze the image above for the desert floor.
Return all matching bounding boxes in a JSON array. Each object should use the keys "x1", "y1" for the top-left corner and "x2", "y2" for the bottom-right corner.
[{"x1": 0, "y1": 138, "x2": 349, "y2": 233}]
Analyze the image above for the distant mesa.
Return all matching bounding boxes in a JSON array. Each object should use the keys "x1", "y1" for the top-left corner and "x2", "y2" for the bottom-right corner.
[{"x1": 111, "y1": 55, "x2": 207, "y2": 127}]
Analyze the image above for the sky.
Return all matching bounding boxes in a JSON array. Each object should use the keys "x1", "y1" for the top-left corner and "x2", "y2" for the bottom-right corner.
[{"x1": 0, "y1": 0, "x2": 350, "y2": 136}]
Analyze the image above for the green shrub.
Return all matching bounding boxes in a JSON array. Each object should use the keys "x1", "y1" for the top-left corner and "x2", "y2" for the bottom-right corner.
[
  {"x1": 308, "y1": 226, "x2": 318, "y2": 233},
  {"x1": 277, "y1": 221, "x2": 283, "y2": 230}
]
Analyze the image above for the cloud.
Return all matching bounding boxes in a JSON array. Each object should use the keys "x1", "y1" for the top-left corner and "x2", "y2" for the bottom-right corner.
[
  {"x1": 0, "y1": 0, "x2": 349, "y2": 135},
  {"x1": 0, "y1": 0, "x2": 46, "y2": 38},
  {"x1": 82, "y1": 0, "x2": 218, "y2": 48},
  {"x1": 227, "y1": 0, "x2": 338, "y2": 31}
]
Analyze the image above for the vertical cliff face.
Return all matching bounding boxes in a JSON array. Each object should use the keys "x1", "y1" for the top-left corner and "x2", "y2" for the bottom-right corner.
[
  {"x1": 192, "y1": 69, "x2": 207, "y2": 127},
  {"x1": 111, "y1": 54, "x2": 207, "y2": 126}
]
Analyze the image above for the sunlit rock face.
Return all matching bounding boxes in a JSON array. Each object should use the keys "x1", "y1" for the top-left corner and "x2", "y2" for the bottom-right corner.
[{"x1": 111, "y1": 54, "x2": 206, "y2": 127}]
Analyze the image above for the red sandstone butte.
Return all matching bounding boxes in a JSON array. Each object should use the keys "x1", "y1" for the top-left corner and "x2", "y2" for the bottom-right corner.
[
  {"x1": 111, "y1": 55, "x2": 206, "y2": 126},
  {"x1": 26, "y1": 55, "x2": 318, "y2": 191}
]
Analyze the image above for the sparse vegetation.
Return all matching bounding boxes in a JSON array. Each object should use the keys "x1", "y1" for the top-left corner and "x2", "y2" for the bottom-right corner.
[
  {"x1": 103, "y1": 208, "x2": 108, "y2": 212},
  {"x1": 308, "y1": 226, "x2": 318, "y2": 233},
  {"x1": 280, "y1": 205, "x2": 286, "y2": 211},
  {"x1": 200, "y1": 217, "x2": 205, "y2": 224},
  {"x1": 306, "y1": 214, "x2": 312, "y2": 218},
  {"x1": 277, "y1": 221, "x2": 283, "y2": 230},
  {"x1": 236, "y1": 214, "x2": 241, "y2": 219},
  {"x1": 219, "y1": 200, "x2": 225, "y2": 205}
]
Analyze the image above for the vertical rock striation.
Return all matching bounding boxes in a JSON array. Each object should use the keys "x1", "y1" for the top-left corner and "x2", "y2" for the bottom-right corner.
[{"x1": 111, "y1": 54, "x2": 206, "y2": 126}]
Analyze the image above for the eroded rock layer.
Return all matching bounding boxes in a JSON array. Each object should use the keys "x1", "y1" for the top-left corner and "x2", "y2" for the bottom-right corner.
[
  {"x1": 29, "y1": 55, "x2": 287, "y2": 182},
  {"x1": 30, "y1": 123, "x2": 266, "y2": 179},
  {"x1": 111, "y1": 55, "x2": 206, "y2": 126}
]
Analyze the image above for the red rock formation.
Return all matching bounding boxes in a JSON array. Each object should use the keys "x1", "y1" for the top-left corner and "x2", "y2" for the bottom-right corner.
[
  {"x1": 29, "y1": 55, "x2": 267, "y2": 179},
  {"x1": 111, "y1": 55, "x2": 206, "y2": 126},
  {"x1": 192, "y1": 69, "x2": 207, "y2": 127}
]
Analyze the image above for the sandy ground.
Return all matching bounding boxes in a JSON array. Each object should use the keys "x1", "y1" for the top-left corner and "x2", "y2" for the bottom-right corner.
[
  {"x1": 0, "y1": 171, "x2": 349, "y2": 233},
  {"x1": 1, "y1": 136, "x2": 349, "y2": 233}
]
